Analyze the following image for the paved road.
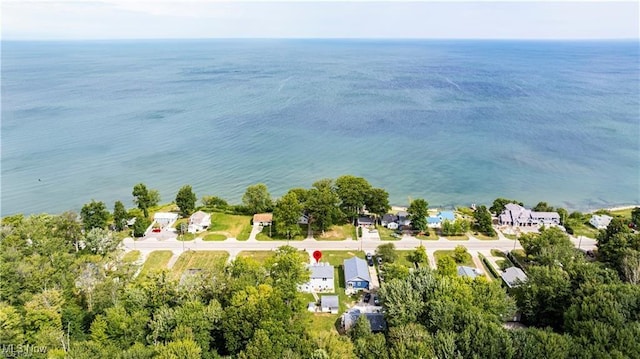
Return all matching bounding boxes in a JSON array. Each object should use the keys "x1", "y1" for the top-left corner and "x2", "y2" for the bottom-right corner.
[{"x1": 122, "y1": 233, "x2": 597, "y2": 256}]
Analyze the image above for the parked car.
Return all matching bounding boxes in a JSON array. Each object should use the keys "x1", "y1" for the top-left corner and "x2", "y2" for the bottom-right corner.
[
  {"x1": 373, "y1": 295, "x2": 380, "y2": 306},
  {"x1": 152, "y1": 227, "x2": 161, "y2": 233},
  {"x1": 377, "y1": 257, "x2": 383, "y2": 265},
  {"x1": 366, "y1": 252, "x2": 373, "y2": 260},
  {"x1": 363, "y1": 293, "x2": 371, "y2": 303}
]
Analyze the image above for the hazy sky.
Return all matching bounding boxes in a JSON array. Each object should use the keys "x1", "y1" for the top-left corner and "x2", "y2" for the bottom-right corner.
[{"x1": 2, "y1": 1, "x2": 639, "y2": 40}]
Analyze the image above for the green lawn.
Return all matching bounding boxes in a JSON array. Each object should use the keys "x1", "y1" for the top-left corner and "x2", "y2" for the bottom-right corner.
[
  {"x1": 474, "y1": 233, "x2": 499, "y2": 240},
  {"x1": 306, "y1": 313, "x2": 340, "y2": 334},
  {"x1": 442, "y1": 234, "x2": 469, "y2": 241},
  {"x1": 205, "y1": 212, "x2": 252, "y2": 240},
  {"x1": 203, "y1": 233, "x2": 227, "y2": 241},
  {"x1": 566, "y1": 218, "x2": 599, "y2": 238},
  {"x1": 433, "y1": 250, "x2": 475, "y2": 267},
  {"x1": 319, "y1": 250, "x2": 366, "y2": 266},
  {"x1": 236, "y1": 249, "x2": 310, "y2": 264},
  {"x1": 394, "y1": 250, "x2": 427, "y2": 268},
  {"x1": 503, "y1": 233, "x2": 518, "y2": 240},
  {"x1": 490, "y1": 249, "x2": 507, "y2": 258},
  {"x1": 377, "y1": 226, "x2": 401, "y2": 241},
  {"x1": 169, "y1": 251, "x2": 229, "y2": 281},
  {"x1": 417, "y1": 229, "x2": 439, "y2": 240},
  {"x1": 315, "y1": 224, "x2": 355, "y2": 241},
  {"x1": 140, "y1": 250, "x2": 173, "y2": 276},
  {"x1": 123, "y1": 250, "x2": 140, "y2": 263},
  {"x1": 236, "y1": 250, "x2": 276, "y2": 263},
  {"x1": 256, "y1": 225, "x2": 305, "y2": 241},
  {"x1": 177, "y1": 233, "x2": 196, "y2": 241}
]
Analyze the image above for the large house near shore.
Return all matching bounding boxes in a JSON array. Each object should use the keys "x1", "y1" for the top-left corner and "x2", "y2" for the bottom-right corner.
[{"x1": 498, "y1": 203, "x2": 560, "y2": 227}]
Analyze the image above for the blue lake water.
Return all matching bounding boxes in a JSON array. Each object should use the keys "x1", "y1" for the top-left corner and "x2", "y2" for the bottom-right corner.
[{"x1": 1, "y1": 39, "x2": 639, "y2": 215}]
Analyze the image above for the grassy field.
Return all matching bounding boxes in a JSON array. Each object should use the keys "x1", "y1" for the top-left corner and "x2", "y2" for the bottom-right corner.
[
  {"x1": 490, "y1": 249, "x2": 507, "y2": 258},
  {"x1": 610, "y1": 207, "x2": 636, "y2": 219},
  {"x1": 169, "y1": 251, "x2": 229, "y2": 281},
  {"x1": 176, "y1": 233, "x2": 196, "y2": 241},
  {"x1": 236, "y1": 250, "x2": 276, "y2": 263},
  {"x1": 205, "y1": 212, "x2": 252, "y2": 240},
  {"x1": 139, "y1": 250, "x2": 173, "y2": 276},
  {"x1": 123, "y1": 250, "x2": 140, "y2": 263},
  {"x1": 433, "y1": 250, "x2": 475, "y2": 267},
  {"x1": 315, "y1": 224, "x2": 356, "y2": 241},
  {"x1": 306, "y1": 313, "x2": 340, "y2": 333}
]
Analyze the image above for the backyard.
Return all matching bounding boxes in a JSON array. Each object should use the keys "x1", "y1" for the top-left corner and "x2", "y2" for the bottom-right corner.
[
  {"x1": 315, "y1": 224, "x2": 356, "y2": 241},
  {"x1": 433, "y1": 249, "x2": 475, "y2": 268}
]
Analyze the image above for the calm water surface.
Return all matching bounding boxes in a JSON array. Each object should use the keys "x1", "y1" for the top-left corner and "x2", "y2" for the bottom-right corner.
[{"x1": 2, "y1": 40, "x2": 639, "y2": 215}]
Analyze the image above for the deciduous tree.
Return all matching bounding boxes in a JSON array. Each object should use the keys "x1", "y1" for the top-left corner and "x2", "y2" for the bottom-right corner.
[
  {"x1": 113, "y1": 201, "x2": 128, "y2": 231},
  {"x1": 242, "y1": 183, "x2": 273, "y2": 214},
  {"x1": 407, "y1": 198, "x2": 429, "y2": 233},
  {"x1": 80, "y1": 200, "x2": 109, "y2": 230},
  {"x1": 335, "y1": 175, "x2": 372, "y2": 221},
  {"x1": 175, "y1": 185, "x2": 197, "y2": 216},
  {"x1": 273, "y1": 192, "x2": 303, "y2": 239},
  {"x1": 473, "y1": 205, "x2": 495, "y2": 236},
  {"x1": 376, "y1": 243, "x2": 399, "y2": 263}
]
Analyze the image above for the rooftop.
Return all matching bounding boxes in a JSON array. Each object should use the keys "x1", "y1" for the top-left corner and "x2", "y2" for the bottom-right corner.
[
  {"x1": 321, "y1": 295, "x2": 339, "y2": 308},
  {"x1": 253, "y1": 213, "x2": 273, "y2": 223},
  {"x1": 309, "y1": 263, "x2": 335, "y2": 279},
  {"x1": 344, "y1": 257, "x2": 371, "y2": 282}
]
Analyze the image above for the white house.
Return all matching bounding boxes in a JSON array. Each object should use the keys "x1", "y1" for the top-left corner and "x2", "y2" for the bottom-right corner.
[
  {"x1": 253, "y1": 213, "x2": 273, "y2": 226},
  {"x1": 298, "y1": 263, "x2": 335, "y2": 293},
  {"x1": 188, "y1": 211, "x2": 211, "y2": 233},
  {"x1": 589, "y1": 214, "x2": 613, "y2": 230},
  {"x1": 153, "y1": 212, "x2": 179, "y2": 228}
]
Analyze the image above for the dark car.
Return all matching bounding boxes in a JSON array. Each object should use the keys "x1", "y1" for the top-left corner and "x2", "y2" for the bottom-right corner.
[
  {"x1": 367, "y1": 258, "x2": 374, "y2": 267},
  {"x1": 373, "y1": 295, "x2": 380, "y2": 306},
  {"x1": 363, "y1": 293, "x2": 372, "y2": 303}
]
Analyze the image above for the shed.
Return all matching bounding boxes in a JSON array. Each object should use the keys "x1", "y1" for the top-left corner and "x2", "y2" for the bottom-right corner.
[
  {"x1": 321, "y1": 295, "x2": 339, "y2": 314},
  {"x1": 501, "y1": 267, "x2": 528, "y2": 288}
]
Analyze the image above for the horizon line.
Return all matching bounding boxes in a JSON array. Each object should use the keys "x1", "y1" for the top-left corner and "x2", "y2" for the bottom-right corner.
[{"x1": 3, "y1": 37, "x2": 639, "y2": 42}]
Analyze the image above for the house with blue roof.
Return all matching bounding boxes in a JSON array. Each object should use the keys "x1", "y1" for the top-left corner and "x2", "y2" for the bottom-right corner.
[
  {"x1": 343, "y1": 257, "x2": 371, "y2": 294},
  {"x1": 427, "y1": 216, "x2": 441, "y2": 228}
]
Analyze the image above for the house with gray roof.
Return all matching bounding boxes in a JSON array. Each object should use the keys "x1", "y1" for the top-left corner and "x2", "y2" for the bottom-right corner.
[
  {"x1": 381, "y1": 213, "x2": 398, "y2": 227},
  {"x1": 321, "y1": 295, "x2": 339, "y2": 314},
  {"x1": 457, "y1": 266, "x2": 480, "y2": 279},
  {"x1": 341, "y1": 309, "x2": 387, "y2": 332},
  {"x1": 501, "y1": 267, "x2": 528, "y2": 288},
  {"x1": 298, "y1": 263, "x2": 335, "y2": 293},
  {"x1": 357, "y1": 216, "x2": 375, "y2": 227},
  {"x1": 499, "y1": 203, "x2": 560, "y2": 227},
  {"x1": 589, "y1": 214, "x2": 613, "y2": 230},
  {"x1": 344, "y1": 257, "x2": 371, "y2": 294}
]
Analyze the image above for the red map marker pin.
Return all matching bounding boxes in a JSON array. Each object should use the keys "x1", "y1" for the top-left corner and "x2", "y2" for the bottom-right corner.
[{"x1": 312, "y1": 250, "x2": 322, "y2": 263}]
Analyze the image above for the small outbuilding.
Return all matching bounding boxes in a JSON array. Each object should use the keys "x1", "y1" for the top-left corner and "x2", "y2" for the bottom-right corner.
[
  {"x1": 501, "y1": 267, "x2": 528, "y2": 288},
  {"x1": 321, "y1": 295, "x2": 339, "y2": 314},
  {"x1": 457, "y1": 266, "x2": 480, "y2": 279}
]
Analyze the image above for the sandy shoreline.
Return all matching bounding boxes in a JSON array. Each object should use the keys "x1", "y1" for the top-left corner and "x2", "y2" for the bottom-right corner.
[{"x1": 390, "y1": 204, "x2": 638, "y2": 214}]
